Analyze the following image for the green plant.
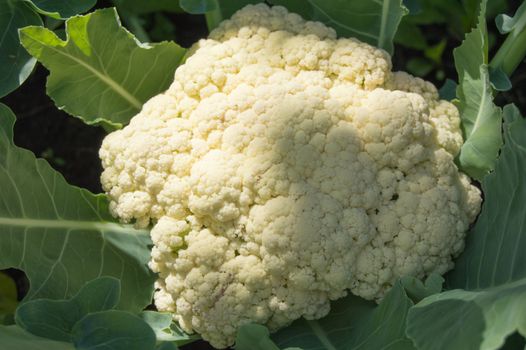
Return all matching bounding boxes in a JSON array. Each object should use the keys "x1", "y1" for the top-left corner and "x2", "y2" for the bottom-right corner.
[{"x1": 0, "y1": 0, "x2": 525, "y2": 349}]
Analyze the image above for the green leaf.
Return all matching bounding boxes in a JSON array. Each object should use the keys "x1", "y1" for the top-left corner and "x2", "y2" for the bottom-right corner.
[
  {"x1": 495, "y1": 0, "x2": 526, "y2": 34},
  {"x1": 179, "y1": 0, "x2": 217, "y2": 14},
  {"x1": 447, "y1": 104, "x2": 526, "y2": 290},
  {"x1": 0, "y1": 272, "x2": 18, "y2": 323},
  {"x1": 233, "y1": 283, "x2": 416, "y2": 350},
  {"x1": 112, "y1": 0, "x2": 183, "y2": 14},
  {"x1": 235, "y1": 324, "x2": 280, "y2": 350},
  {"x1": 26, "y1": 0, "x2": 96, "y2": 19},
  {"x1": 429, "y1": 105, "x2": 526, "y2": 349},
  {"x1": 438, "y1": 78, "x2": 458, "y2": 101},
  {"x1": 0, "y1": 0, "x2": 42, "y2": 98},
  {"x1": 72, "y1": 310, "x2": 156, "y2": 350},
  {"x1": 269, "y1": 0, "x2": 408, "y2": 54},
  {"x1": 454, "y1": 0, "x2": 502, "y2": 180},
  {"x1": 19, "y1": 8, "x2": 186, "y2": 127},
  {"x1": 489, "y1": 66, "x2": 512, "y2": 91},
  {"x1": 14, "y1": 277, "x2": 157, "y2": 350},
  {"x1": 141, "y1": 311, "x2": 200, "y2": 346},
  {"x1": 0, "y1": 325, "x2": 75, "y2": 350},
  {"x1": 157, "y1": 343, "x2": 179, "y2": 350},
  {"x1": 15, "y1": 277, "x2": 120, "y2": 342},
  {"x1": 270, "y1": 281, "x2": 415, "y2": 349},
  {"x1": 178, "y1": 0, "x2": 263, "y2": 16},
  {"x1": 489, "y1": 0, "x2": 526, "y2": 77},
  {"x1": 407, "y1": 277, "x2": 526, "y2": 350},
  {"x1": 401, "y1": 273, "x2": 444, "y2": 303},
  {"x1": 0, "y1": 103, "x2": 155, "y2": 311}
]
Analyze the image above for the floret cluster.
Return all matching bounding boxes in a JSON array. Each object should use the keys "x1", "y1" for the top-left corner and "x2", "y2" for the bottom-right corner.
[{"x1": 100, "y1": 4, "x2": 481, "y2": 347}]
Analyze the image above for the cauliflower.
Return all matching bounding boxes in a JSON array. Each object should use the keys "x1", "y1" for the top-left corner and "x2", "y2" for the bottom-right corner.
[{"x1": 99, "y1": 4, "x2": 482, "y2": 348}]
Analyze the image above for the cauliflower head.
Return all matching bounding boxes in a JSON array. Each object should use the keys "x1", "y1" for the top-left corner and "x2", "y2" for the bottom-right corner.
[{"x1": 100, "y1": 4, "x2": 482, "y2": 348}]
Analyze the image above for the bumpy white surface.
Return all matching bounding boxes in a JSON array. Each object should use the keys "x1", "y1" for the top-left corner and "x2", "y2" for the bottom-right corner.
[{"x1": 100, "y1": 4, "x2": 482, "y2": 348}]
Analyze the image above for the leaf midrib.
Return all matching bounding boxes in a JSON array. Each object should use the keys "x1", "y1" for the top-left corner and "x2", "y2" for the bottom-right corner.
[
  {"x1": 468, "y1": 70, "x2": 491, "y2": 137},
  {"x1": 306, "y1": 320, "x2": 337, "y2": 350},
  {"x1": 307, "y1": 0, "x2": 377, "y2": 40},
  {"x1": 42, "y1": 42, "x2": 142, "y2": 110},
  {"x1": 378, "y1": 0, "x2": 390, "y2": 49},
  {"x1": 0, "y1": 217, "x2": 146, "y2": 234}
]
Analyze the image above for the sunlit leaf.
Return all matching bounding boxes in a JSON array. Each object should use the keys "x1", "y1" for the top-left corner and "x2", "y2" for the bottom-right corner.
[
  {"x1": 454, "y1": 0, "x2": 502, "y2": 180},
  {"x1": 26, "y1": 0, "x2": 96, "y2": 19},
  {"x1": 19, "y1": 8, "x2": 186, "y2": 127}
]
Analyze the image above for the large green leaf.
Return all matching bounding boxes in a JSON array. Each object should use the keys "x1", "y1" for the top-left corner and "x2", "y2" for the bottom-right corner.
[
  {"x1": 274, "y1": 282, "x2": 414, "y2": 349},
  {"x1": 157, "y1": 344, "x2": 179, "y2": 350},
  {"x1": 407, "y1": 105, "x2": 526, "y2": 350},
  {"x1": 15, "y1": 277, "x2": 120, "y2": 341},
  {"x1": 407, "y1": 277, "x2": 526, "y2": 350},
  {"x1": 141, "y1": 311, "x2": 200, "y2": 346},
  {"x1": 454, "y1": 0, "x2": 502, "y2": 180},
  {"x1": 269, "y1": 0, "x2": 408, "y2": 54},
  {"x1": 71, "y1": 310, "x2": 156, "y2": 350},
  {"x1": 7, "y1": 311, "x2": 156, "y2": 350},
  {"x1": 0, "y1": 325, "x2": 75, "y2": 350},
  {"x1": 0, "y1": 103, "x2": 155, "y2": 311},
  {"x1": 180, "y1": 0, "x2": 407, "y2": 53},
  {"x1": 19, "y1": 8, "x2": 186, "y2": 127},
  {"x1": 234, "y1": 282, "x2": 415, "y2": 350},
  {"x1": 26, "y1": 0, "x2": 96, "y2": 19},
  {"x1": 447, "y1": 104, "x2": 526, "y2": 290},
  {"x1": 15, "y1": 277, "x2": 158, "y2": 350},
  {"x1": 0, "y1": 0, "x2": 42, "y2": 98}
]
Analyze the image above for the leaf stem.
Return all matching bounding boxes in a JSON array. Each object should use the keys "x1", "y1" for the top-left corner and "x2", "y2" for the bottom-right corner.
[
  {"x1": 490, "y1": 18, "x2": 526, "y2": 77},
  {"x1": 204, "y1": 0, "x2": 223, "y2": 32},
  {"x1": 0, "y1": 216, "x2": 149, "y2": 235},
  {"x1": 306, "y1": 320, "x2": 337, "y2": 350},
  {"x1": 205, "y1": 10, "x2": 222, "y2": 32}
]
